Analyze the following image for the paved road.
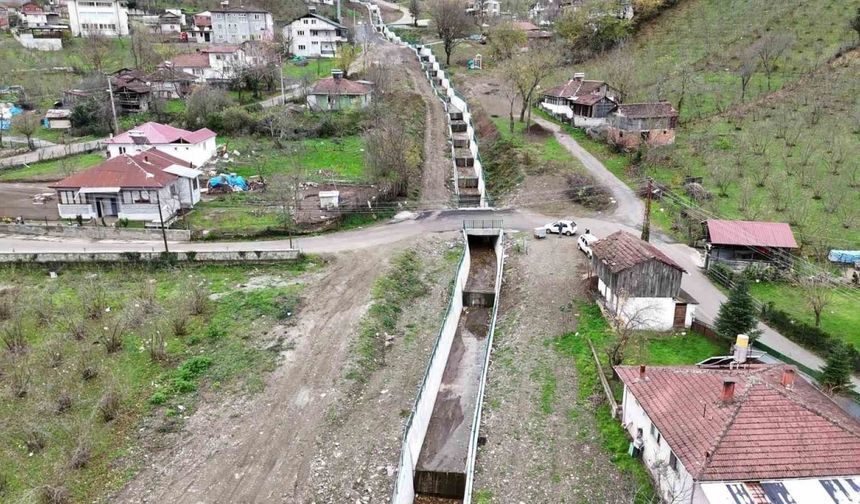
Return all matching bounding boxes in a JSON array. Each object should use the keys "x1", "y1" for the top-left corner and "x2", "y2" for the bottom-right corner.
[
  {"x1": 0, "y1": 138, "x2": 104, "y2": 169},
  {"x1": 259, "y1": 83, "x2": 302, "y2": 108},
  {"x1": 375, "y1": 0, "x2": 414, "y2": 25},
  {"x1": 3, "y1": 135, "x2": 58, "y2": 149}
]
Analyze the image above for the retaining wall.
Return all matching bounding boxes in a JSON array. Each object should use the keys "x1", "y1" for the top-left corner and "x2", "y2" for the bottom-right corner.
[
  {"x1": 0, "y1": 249, "x2": 300, "y2": 264},
  {"x1": 0, "y1": 223, "x2": 192, "y2": 241}
]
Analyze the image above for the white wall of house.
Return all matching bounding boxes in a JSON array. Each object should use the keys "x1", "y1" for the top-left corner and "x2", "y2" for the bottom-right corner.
[
  {"x1": 67, "y1": 0, "x2": 129, "y2": 37},
  {"x1": 47, "y1": 118, "x2": 71, "y2": 129},
  {"x1": 622, "y1": 386, "x2": 696, "y2": 503},
  {"x1": 285, "y1": 17, "x2": 346, "y2": 58},
  {"x1": 211, "y1": 10, "x2": 273, "y2": 44},
  {"x1": 23, "y1": 12, "x2": 47, "y2": 26},
  {"x1": 307, "y1": 93, "x2": 371, "y2": 111},
  {"x1": 597, "y1": 278, "x2": 680, "y2": 331},
  {"x1": 14, "y1": 31, "x2": 62, "y2": 50},
  {"x1": 107, "y1": 138, "x2": 216, "y2": 167}
]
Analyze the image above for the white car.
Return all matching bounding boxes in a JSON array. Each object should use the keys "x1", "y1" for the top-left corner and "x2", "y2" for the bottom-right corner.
[
  {"x1": 542, "y1": 220, "x2": 578, "y2": 236},
  {"x1": 578, "y1": 232, "x2": 598, "y2": 258}
]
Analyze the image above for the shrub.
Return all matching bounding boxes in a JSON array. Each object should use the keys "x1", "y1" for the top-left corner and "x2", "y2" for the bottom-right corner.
[
  {"x1": 761, "y1": 304, "x2": 860, "y2": 372},
  {"x1": 39, "y1": 485, "x2": 70, "y2": 504},
  {"x1": 100, "y1": 321, "x2": 124, "y2": 354},
  {"x1": 169, "y1": 308, "x2": 190, "y2": 337},
  {"x1": 55, "y1": 392, "x2": 72, "y2": 414},
  {"x1": 566, "y1": 172, "x2": 613, "y2": 210},
  {"x1": 186, "y1": 281, "x2": 209, "y2": 316},
  {"x1": 98, "y1": 388, "x2": 121, "y2": 422},
  {"x1": 23, "y1": 428, "x2": 46, "y2": 453},
  {"x1": 149, "y1": 390, "x2": 168, "y2": 405},
  {"x1": 221, "y1": 106, "x2": 256, "y2": 135},
  {"x1": 69, "y1": 441, "x2": 91, "y2": 469},
  {"x1": 80, "y1": 283, "x2": 107, "y2": 319},
  {"x1": 2, "y1": 317, "x2": 28, "y2": 354}
]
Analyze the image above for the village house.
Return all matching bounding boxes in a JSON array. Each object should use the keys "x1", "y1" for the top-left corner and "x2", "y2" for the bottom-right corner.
[
  {"x1": 19, "y1": 2, "x2": 46, "y2": 26},
  {"x1": 105, "y1": 121, "x2": 217, "y2": 167},
  {"x1": 158, "y1": 10, "x2": 182, "y2": 34},
  {"x1": 606, "y1": 102, "x2": 678, "y2": 149},
  {"x1": 145, "y1": 67, "x2": 197, "y2": 99},
  {"x1": 0, "y1": 7, "x2": 10, "y2": 31},
  {"x1": 284, "y1": 12, "x2": 348, "y2": 59},
  {"x1": 67, "y1": 0, "x2": 129, "y2": 37},
  {"x1": 703, "y1": 219, "x2": 798, "y2": 271},
  {"x1": 43, "y1": 108, "x2": 71, "y2": 129},
  {"x1": 188, "y1": 11, "x2": 212, "y2": 42},
  {"x1": 307, "y1": 70, "x2": 372, "y2": 111},
  {"x1": 111, "y1": 68, "x2": 151, "y2": 114},
  {"x1": 50, "y1": 149, "x2": 202, "y2": 224},
  {"x1": 540, "y1": 73, "x2": 621, "y2": 127},
  {"x1": 210, "y1": 3, "x2": 273, "y2": 44},
  {"x1": 616, "y1": 364, "x2": 860, "y2": 503},
  {"x1": 159, "y1": 45, "x2": 249, "y2": 83},
  {"x1": 591, "y1": 231, "x2": 697, "y2": 331},
  {"x1": 467, "y1": 0, "x2": 501, "y2": 18}
]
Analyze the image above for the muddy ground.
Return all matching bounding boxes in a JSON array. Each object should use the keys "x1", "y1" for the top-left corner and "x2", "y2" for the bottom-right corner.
[
  {"x1": 471, "y1": 234, "x2": 632, "y2": 502},
  {"x1": 0, "y1": 181, "x2": 59, "y2": 220},
  {"x1": 114, "y1": 234, "x2": 463, "y2": 504}
]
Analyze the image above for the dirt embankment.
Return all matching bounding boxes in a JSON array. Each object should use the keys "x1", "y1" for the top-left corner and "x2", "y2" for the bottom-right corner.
[
  {"x1": 471, "y1": 235, "x2": 634, "y2": 502},
  {"x1": 114, "y1": 234, "x2": 462, "y2": 504}
]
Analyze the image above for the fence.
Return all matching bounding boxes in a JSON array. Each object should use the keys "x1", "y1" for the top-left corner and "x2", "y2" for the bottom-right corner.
[
  {"x1": 587, "y1": 338, "x2": 620, "y2": 418},
  {"x1": 0, "y1": 223, "x2": 191, "y2": 241},
  {"x1": 0, "y1": 249, "x2": 301, "y2": 264}
]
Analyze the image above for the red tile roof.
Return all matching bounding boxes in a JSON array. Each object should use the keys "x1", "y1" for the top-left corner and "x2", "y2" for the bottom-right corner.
[
  {"x1": 543, "y1": 78, "x2": 616, "y2": 106},
  {"x1": 310, "y1": 76, "x2": 372, "y2": 95},
  {"x1": 21, "y1": 2, "x2": 44, "y2": 14},
  {"x1": 616, "y1": 365, "x2": 860, "y2": 481},
  {"x1": 590, "y1": 231, "x2": 685, "y2": 273},
  {"x1": 164, "y1": 52, "x2": 210, "y2": 68},
  {"x1": 616, "y1": 102, "x2": 677, "y2": 119},
  {"x1": 512, "y1": 21, "x2": 539, "y2": 31},
  {"x1": 203, "y1": 45, "x2": 241, "y2": 54},
  {"x1": 706, "y1": 219, "x2": 798, "y2": 249},
  {"x1": 105, "y1": 122, "x2": 216, "y2": 146},
  {"x1": 50, "y1": 150, "x2": 187, "y2": 189}
]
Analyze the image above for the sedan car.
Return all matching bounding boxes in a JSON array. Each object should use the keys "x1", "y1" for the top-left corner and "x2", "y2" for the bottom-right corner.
[{"x1": 542, "y1": 220, "x2": 578, "y2": 236}]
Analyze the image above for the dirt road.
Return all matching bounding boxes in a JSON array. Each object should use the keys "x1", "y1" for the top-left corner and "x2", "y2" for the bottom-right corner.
[
  {"x1": 0, "y1": 181, "x2": 59, "y2": 220},
  {"x1": 0, "y1": 138, "x2": 103, "y2": 169},
  {"x1": 115, "y1": 247, "x2": 393, "y2": 504},
  {"x1": 472, "y1": 236, "x2": 633, "y2": 502}
]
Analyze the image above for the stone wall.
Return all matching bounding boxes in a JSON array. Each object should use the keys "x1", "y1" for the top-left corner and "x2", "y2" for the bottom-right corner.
[
  {"x1": 0, "y1": 223, "x2": 191, "y2": 241},
  {"x1": 0, "y1": 249, "x2": 300, "y2": 264}
]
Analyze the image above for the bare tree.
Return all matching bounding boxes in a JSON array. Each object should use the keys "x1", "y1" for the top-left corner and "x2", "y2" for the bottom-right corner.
[
  {"x1": 81, "y1": 33, "x2": 112, "y2": 72},
  {"x1": 752, "y1": 33, "x2": 794, "y2": 91},
  {"x1": 430, "y1": 0, "x2": 472, "y2": 66},
  {"x1": 605, "y1": 289, "x2": 659, "y2": 366},
  {"x1": 409, "y1": 0, "x2": 421, "y2": 27},
  {"x1": 364, "y1": 107, "x2": 420, "y2": 198},
  {"x1": 800, "y1": 276, "x2": 832, "y2": 328},
  {"x1": 507, "y1": 47, "x2": 559, "y2": 127},
  {"x1": 709, "y1": 164, "x2": 733, "y2": 197},
  {"x1": 737, "y1": 50, "x2": 758, "y2": 103},
  {"x1": 767, "y1": 174, "x2": 789, "y2": 212},
  {"x1": 603, "y1": 45, "x2": 636, "y2": 102},
  {"x1": 265, "y1": 147, "x2": 305, "y2": 232},
  {"x1": 12, "y1": 113, "x2": 40, "y2": 151}
]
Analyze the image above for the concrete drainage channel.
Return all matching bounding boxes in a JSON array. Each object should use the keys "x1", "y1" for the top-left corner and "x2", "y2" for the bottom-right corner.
[
  {"x1": 362, "y1": 1, "x2": 489, "y2": 209},
  {"x1": 390, "y1": 220, "x2": 505, "y2": 504}
]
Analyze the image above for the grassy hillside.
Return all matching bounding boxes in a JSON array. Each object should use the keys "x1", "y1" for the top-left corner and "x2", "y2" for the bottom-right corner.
[{"x1": 555, "y1": 0, "x2": 860, "y2": 249}]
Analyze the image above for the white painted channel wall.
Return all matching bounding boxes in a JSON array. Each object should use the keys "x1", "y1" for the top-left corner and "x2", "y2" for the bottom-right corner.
[
  {"x1": 391, "y1": 231, "x2": 472, "y2": 503},
  {"x1": 360, "y1": 1, "x2": 488, "y2": 208}
]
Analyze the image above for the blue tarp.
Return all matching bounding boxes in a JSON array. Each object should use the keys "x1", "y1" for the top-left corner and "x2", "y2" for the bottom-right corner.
[
  {"x1": 828, "y1": 250, "x2": 860, "y2": 264},
  {"x1": 208, "y1": 174, "x2": 249, "y2": 191},
  {"x1": 0, "y1": 105, "x2": 23, "y2": 130}
]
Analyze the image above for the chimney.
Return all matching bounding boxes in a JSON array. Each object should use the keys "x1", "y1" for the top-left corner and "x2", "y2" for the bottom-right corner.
[
  {"x1": 221, "y1": 0, "x2": 229, "y2": 7},
  {"x1": 720, "y1": 378, "x2": 736, "y2": 404},
  {"x1": 733, "y1": 334, "x2": 749, "y2": 364},
  {"x1": 781, "y1": 367, "x2": 796, "y2": 389},
  {"x1": 573, "y1": 72, "x2": 585, "y2": 82},
  {"x1": 331, "y1": 69, "x2": 343, "y2": 80},
  {"x1": 143, "y1": 155, "x2": 149, "y2": 163},
  {"x1": 308, "y1": 5, "x2": 317, "y2": 13},
  {"x1": 639, "y1": 364, "x2": 646, "y2": 380}
]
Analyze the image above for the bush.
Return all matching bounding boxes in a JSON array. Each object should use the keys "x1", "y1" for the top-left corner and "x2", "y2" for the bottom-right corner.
[
  {"x1": 221, "y1": 106, "x2": 256, "y2": 135},
  {"x1": 566, "y1": 172, "x2": 613, "y2": 210},
  {"x1": 149, "y1": 390, "x2": 168, "y2": 405},
  {"x1": 39, "y1": 485, "x2": 70, "y2": 504},
  {"x1": 2, "y1": 317, "x2": 28, "y2": 354},
  {"x1": 23, "y1": 428, "x2": 46, "y2": 453},
  {"x1": 69, "y1": 441, "x2": 91, "y2": 469},
  {"x1": 97, "y1": 388, "x2": 121, "y2": 422},
  {"x1": 55, "y1": 392, "x2": 72, "y2": 414}
]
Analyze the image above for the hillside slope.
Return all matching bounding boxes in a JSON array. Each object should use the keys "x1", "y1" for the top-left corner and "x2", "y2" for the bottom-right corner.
[{"x1": 558, "y1": 0, "x2": 860, "y2": 249}]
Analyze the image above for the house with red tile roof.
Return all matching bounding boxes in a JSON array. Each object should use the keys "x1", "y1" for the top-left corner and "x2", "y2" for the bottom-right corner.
[
  {"x1": 158, "y1": 45, "x2": 249, "y2": 83},
  {"x1": 49, "y1": 150, "x2": 202, "y2": 223},
  {"x1": 616, "y1": 364, "x2": 860, "y2": 503},
  {"x1": 540, "y1": 72, "x2": 622, "y2": 127},
  {"x1": 105, "y1": 121, "x2": 217, "y2": 167},
  {"x1": 703, "y1": 219, "x2": 798, "y2": 271},
  {"x1": 307, "y1": 70, "x2": 372, "y2": 111},
  {"x1": 591, "y1": 231, "x2": 697, "y2": 331}
]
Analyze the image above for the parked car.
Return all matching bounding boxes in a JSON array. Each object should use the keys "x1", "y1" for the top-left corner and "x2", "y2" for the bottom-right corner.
[
  {"x1": 577, "y1": 231, "x2": 598, "y2": 258},
  {"x1": 541, "y1": 220, "x2": 578, "y2": 236}
]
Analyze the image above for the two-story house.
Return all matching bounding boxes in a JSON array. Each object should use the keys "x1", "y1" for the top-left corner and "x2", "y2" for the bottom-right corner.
[
  {"x1": 67, "y1": 0, "x2": 129, "y2": 37},
  {"x1": 159, "y1": 45, "x2": 249, "y2": 83},
  {"x1": 104, "y1": 121, "x2": 217, "y2": 167},
  {"x1": 19, "y1": 2, "x2": 47, "y2": 27},
  {"x1": 284, "y1": 12, "x2": 348, "y2": 59},
  {"x1": 540, "y1": 72, "x2": 621, "y2": 127},
  {"x1": 211, "y1": 2, "x2": 273, "y2": 44}
]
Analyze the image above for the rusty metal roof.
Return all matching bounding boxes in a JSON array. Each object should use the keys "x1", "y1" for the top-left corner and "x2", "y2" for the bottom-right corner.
[{"x1": 590, "y1": 231, "x2": 685, "y2": 273}]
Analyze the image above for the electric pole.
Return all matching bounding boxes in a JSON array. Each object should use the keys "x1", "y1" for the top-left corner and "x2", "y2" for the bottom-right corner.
[
  {"x1": 155, "y1": 190, "x2": 169, "y2": 253},
  {"x1": 278, "y1": 53, "x2": 286, "y2": 105},
  {"x1": 641, "y1": 177, "x2": 652, "y2": 242},
  {"x1": 106, "y1": 77, "x2": 119, "y2": 134}
]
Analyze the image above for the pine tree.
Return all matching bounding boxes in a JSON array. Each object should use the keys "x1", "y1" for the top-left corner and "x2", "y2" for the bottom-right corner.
[
  {"x1": 820, "y1": 343, "x2": 853, "y2": 394},
  {"x1": 715, "y1": 278, "x2": 760, "y2": 341}
]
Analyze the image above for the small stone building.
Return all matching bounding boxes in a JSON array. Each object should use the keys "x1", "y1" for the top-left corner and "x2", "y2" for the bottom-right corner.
[{"x1": 606, "y1": 102, "x2": 678, "y2": 149}]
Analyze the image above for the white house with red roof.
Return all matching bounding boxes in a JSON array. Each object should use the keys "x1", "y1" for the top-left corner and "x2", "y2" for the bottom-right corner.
[
  {"x1": 50, "y1": 150, "x2": 202, "y2": 223},
  {"x1": 105, "y1": 122, "x2": 217, "y2": 167},
  {"x1": 703, "y1": 219, "x2": 798, "y2": 271},
  {"x1": 616, "y1": 364, "x2": 860, "y2": 504},
  {"x1": 307, "y1": 70, "x2": 372, "y2": 111},
  {"x1": 540, "y1": 72, "x2": 621, "y2": 127},
  {"x1": 159, "y1": 45, "x2": 248, "y2": 83}
]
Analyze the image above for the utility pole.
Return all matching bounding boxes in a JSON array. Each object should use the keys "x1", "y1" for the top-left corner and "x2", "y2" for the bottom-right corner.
[
  {"x1": 155, "y1": 190, "x2": 169, "y2": 253},
  {"x1": 641, "y1": 177, "x2": 652, "y2": 242},
  {"x1": 278, "y1": 53, "x2": 286, "y2": 105},
  {"x1": 337, "y1": 0, "x2": 342, "y2": 23},
  {"x1": 106, "y1": 77, "x2": 119, "y2": 134}
]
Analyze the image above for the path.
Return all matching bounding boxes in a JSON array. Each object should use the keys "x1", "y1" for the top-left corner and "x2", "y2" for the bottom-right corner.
[
  {"x1": 3, "y1": 135, "x2": 58, "y2": 149},
  {"x1": 375, "y1": 0, "x2": 414, "y2": 25},
  {"x1": 0, "y1": 138, "x2": 104, "y2": 169}
]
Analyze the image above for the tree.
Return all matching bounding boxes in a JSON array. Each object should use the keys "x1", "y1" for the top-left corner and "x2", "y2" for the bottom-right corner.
[
  {"x1": 70, "y1": 99, "x2": 113, "y2": 136},
  {"x1": 820, "y1": 342, "x2": 854, "y2": 394},
  {"x1": 487, "y1": 22, "x2": 526, "y2": 61},
  {"x1": 801, "y1": 276, "x2": 832, "y2": 328},
  {"x1": 714, "y1": 278, "x2": 761, "y2": 341},
  {"x1": 507, "y1": 48, "x2": 559, "y2": 128},
  {"x1": 429, "y1": 0, "x2": 472, "y2": 66},
  {"x1": 265, "y1": 147, "x2": 305, "y2": 233},
  {"x1": 751, "y1": 33, "x2": 794, "y2": 91},
  {"x1": 364, "y1": 105, "x2": 421, "y2": 198},
  {"x1": 851, "y1": 7, "x2": 860, "y2": 40},
  {"x1": 185, "y1": 86, "x2": 234, "y2": 129},
  {"x1": 337, "y1": 43, "x2": 360, "y2": 78},
  {"x1": 606, "y1": 290, "x2": 658, "y2": 366},
  {"x1": 12, "y1": 113, "x2": 40, "y2": 151},
  {"x1": 80, "y1": 33, "x2": 112, "y2": 72},
  {"x1": 737, "y1": 52, "x2": 757, "y2": 103},
  {"x1": 409, "y1": 0, "x2": 421, "y2": 27}
]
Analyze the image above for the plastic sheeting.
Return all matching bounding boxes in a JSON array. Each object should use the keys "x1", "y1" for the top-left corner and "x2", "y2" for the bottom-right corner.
[
  {"x1": 208, "y1": 174, "x2": 248, "y2": 191},
  {"x1": 828, "y1": 250, "x2": 860, "y2": 265}
]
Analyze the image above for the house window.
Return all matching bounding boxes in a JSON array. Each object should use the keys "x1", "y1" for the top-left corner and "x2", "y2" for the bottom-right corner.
[
  {"x1": 669, "y1": 452, "x2": 678, "y2": 472},
  {"x1": 297, "y1": 30, "x2": 304, "y2": 35},
  {"x1": 169, "y1": 185, "x2": 178, "y2": 197},
  {"x1": 303, "y1": 19, "x2": 309, "y2": 24},
  {"x1": 192, "y1": 177, "x2": 199, "y2": 190},
  {"x1": 298, "y1": 44, "x2": 306, "y2": 50},
  {"x1": 118, "y1": 146, "x2": 126, "y2": 154},
  {"x1": 650, "y1": 422, "x2": 661, "y2": 444}
]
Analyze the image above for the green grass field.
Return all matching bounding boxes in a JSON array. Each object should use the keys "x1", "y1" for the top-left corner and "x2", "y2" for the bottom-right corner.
[
  {"x1": 0, "y1": 153, "x2": 104, "y2": 182},
  {"x1": 283, "y1": 58, "x2": 338, "y2": 80},
  {"x1": 0, "y1": 259, "x2": 319, "y2": 502},
  {"x1": 217, "y1": 135, "x2": 367, "y2": 182},
  {"x1": 749, "y1": 282, "x2": 860, "y2": 351}
]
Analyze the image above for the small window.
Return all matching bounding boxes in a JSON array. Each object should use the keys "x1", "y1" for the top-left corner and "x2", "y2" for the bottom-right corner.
[
  {"x1": 669, "y1": 452, "x2": 678, "y2": 472},
  {"x1": 650, "y1": 423, "x2": 661, "y2": 444},
  {"x1": 298, "y1": 44, "x2": 305, "y2": 50}
]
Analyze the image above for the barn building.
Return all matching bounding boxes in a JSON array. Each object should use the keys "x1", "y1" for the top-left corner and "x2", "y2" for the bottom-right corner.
[
  {"x1": 703, "y1": 219, "x2": 798, "y2": 271},
  {"x1": 591, "y1": 231, "x2": 696, "y2": 331}
]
